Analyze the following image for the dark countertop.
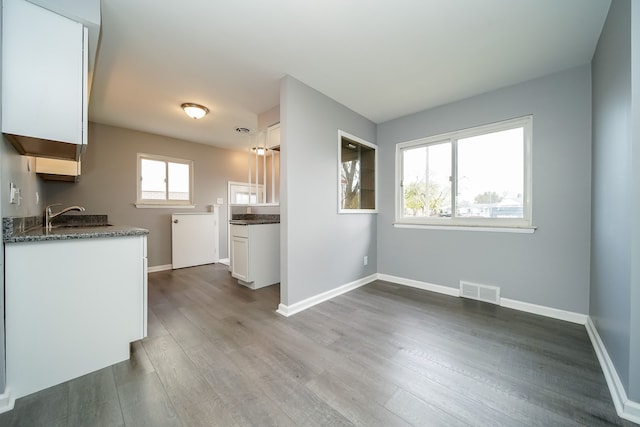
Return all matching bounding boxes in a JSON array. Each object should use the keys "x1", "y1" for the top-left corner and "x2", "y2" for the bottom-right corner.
[
  {"x1": 4, "y1": 225, "x2": 149, "y2": 243},
  {"x1": 229, "y1": 219, "x2": 280, "y2": 225},
  {"x1": 229, "y1": 213, "x2": 279, "y2": 225}
]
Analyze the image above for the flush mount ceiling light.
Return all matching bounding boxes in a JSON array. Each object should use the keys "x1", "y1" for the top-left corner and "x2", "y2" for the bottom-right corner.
[
  {"x1": 252, "y1": 147, "x2": 266, "y2": 156},
  {"x1": 181, "y1": 103, "x2": 209, "y2": 120}
]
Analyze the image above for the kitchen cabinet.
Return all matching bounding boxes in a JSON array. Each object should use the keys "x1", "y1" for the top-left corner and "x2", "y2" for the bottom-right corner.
[
  {"x1": 230, "y1": 223, "x2": 280, "y2": 289},
  {"x1": 35, "y1": 157, "x2": 81, "y2": 182},
  {"x1": 4, "y1": 235, "x2": 147, "y2": 400},
  {"x1": 171, "y1": 211, "x2": 219, "y2": 269},
  {"x1": 266, "y1": 122, "x2": 280, "y2": 149},
  {"x1": 2, "y1": 0, "x2": 88, "y2": 161}
]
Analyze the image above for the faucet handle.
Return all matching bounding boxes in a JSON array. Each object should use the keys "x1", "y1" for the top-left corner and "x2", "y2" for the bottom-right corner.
[{"x1": 45, "y1": 203, "x2": 61, "y2": 212}]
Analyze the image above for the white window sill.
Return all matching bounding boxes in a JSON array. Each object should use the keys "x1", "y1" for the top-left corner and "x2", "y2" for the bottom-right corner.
[
  {"x1": 393, "y1": 223, "x2": 536, "y2": 234},
  {"x1": 135, "y1": 204, "x2": 195, "y2": 209}
]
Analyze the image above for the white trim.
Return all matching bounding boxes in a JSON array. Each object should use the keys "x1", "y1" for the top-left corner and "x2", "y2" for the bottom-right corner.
[
  {"x1": 218, "y1": 258, "x2": 230, "y2": 266},
  {"x1": 377, "y1": 273, "x2": 460, "y2": 297},
  {"x1": 500, "y1": 298, "x2": 587, "y2": 325},
  {"x1": 379, "y1": 273, "x2": 587, "y2": 324},
  {"x1": 393, "y1": 223, "x2": 536, "y2": 234},
  {"x1": 276, "y1": 274, "x2": 377, "y2": 317},
  {"x1": 135, "y1": 204, "x2": 195, "y2": 209},
  {"x1": 586, "y1": 317, "x2": 640, "y2": 424},
  {"x1": 0, "y1": 391, "x2": 15, "y2": 414},
  {"x1": 148, "y1": 264, "x2": 172, "y2": 273}
]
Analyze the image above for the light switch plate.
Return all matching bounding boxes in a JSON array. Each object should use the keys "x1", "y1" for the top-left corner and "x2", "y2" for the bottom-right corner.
[
  {"x1": 217, "y1": 197, "x2": 223, "y2": 205},
  {"x1": 9, "y1": 182, "x2": 18, "y2": 204}
]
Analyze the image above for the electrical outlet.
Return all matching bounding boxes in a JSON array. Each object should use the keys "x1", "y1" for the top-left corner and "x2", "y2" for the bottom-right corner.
[{"x1": 363, "y1": 256, "x2": 368, "y2": 266}]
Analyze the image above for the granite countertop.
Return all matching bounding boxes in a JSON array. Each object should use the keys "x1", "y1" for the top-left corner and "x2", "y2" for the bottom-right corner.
[
  {"x1": 229, "y1": 213, "x2": 280, "y2": 225},
  {"x1": 5, "y1": 225, "x2": 149, "y2": 243},
  {"x1": 229, "y1": 219, "x2": 280, "y2": 225},
  {"x1": 3, "y1": 215, "x2": 149, "y2": 243}
]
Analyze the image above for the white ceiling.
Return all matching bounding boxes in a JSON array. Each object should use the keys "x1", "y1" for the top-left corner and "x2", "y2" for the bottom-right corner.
[{"x1": 89, "y1": 0, "x2": 611, "y2": 151}]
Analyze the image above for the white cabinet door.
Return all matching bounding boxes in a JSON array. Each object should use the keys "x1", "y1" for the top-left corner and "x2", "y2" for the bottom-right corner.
[
  {"x1": 231, "y1": 236, "x2": 249, "y2": 282},
  {"x1": 5, "y1": 236, "x2": 146, "y2": 400},
  {"x1": 2, "y1": 0, "x2": 86, "y2": 151},
  {"x1": 267, "y1": 123, "x2": 280, "y2": 149},
  {"x1": 171, "y1": 212, "x2": 219, "y2": 269}
]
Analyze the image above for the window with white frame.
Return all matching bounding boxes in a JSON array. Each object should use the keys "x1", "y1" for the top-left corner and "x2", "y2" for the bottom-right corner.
[
  {"x1": 396, "y1": 116, "x2": 532, "y2": 229},
  {"x1": 137, "y1": 153, "x2": 194, "y2": 207}
]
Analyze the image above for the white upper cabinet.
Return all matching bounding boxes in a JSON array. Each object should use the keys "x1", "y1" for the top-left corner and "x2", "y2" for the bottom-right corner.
[
  {"x1": 266, "y1": 123, "x2": 280, "y2": 149},
  {"x1": 2, "y1": 0, "x2": 88, "y2": 161}
]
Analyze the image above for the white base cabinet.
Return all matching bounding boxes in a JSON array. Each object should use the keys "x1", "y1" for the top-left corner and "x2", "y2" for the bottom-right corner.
[
  {"x1": 230, "y1": 223, "x2": 280, "y2": 289},
  {"x1": 4, "y1": 235, "x2": 147, "y2": 400}
]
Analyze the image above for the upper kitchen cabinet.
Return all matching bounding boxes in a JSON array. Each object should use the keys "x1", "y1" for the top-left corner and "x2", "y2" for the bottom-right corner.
[
  {"x1": 266, "y1": 122, "x2": 280, "y2": 149},
  {"x1": 1, "y1": 0, "x2": 99, "y2": 161}
]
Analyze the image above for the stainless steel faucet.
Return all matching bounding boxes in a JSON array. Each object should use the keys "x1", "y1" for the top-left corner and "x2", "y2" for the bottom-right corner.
[{"x1": 45, "y1": 204, "x2": 85, "y2": 230}]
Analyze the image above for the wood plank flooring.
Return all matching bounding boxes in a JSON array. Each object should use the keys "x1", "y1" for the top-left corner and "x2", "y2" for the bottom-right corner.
[{"x1": 0, "y1": 263, "x2": 635, "y2": 426}]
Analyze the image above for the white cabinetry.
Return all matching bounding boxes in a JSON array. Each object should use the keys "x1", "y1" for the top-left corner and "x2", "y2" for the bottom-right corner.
[
  {"x1": 266, "y1": 122, "x2": 280, "y2": 149},
  {"x1": 230, "y1": 223, "x2": 280, "y2": 289},
  {"x1": 4, "y1": 235, "x2": 148, "y2": 400},
  {"x1": 171, "y1": 212, "x2": 219, "y2": 269},
  {"x1": 2, "y1": 0, "x2": 88, "y2": 161}
]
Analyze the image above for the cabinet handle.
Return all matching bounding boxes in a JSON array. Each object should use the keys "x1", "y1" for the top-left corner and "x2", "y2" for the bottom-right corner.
[{"x1": 173, "y1": 219, "x2": 179, "y2": 223}]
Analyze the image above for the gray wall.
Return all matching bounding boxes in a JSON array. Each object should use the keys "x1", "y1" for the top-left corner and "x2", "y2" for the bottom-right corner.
[
  {"x1": 43, "y1": 122, "x2": 249, "y2": 267},
  {"x1": 377, "y1": 65, "x2": 592, "y2": 314},
  {"x1": 1, "y1": 141, "x2": 43, "y2": 218},
  {"x1": 280, "y1": 76, "x2": 377, "y2": 305},
  {"x1": 591, "y1": 0, "x2": 640, "y2": 402}
]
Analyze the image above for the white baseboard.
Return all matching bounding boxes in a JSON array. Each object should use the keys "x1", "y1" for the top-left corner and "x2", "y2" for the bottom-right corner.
[
  {"x1": 0, "y1": 391, "x2": 15, "y2": 414},
  {"x1": 585, "y1": 317, "x2": 640, "y2": 424},
  {"x1": 218, "y1": 258, "x2": 230, "y2": 266},
  {"x1": 500, "y1": 298, "x2": 588, "y2": 325},
  {"x1": 148, "y1": 264, "x2": 172, "y2": 273},
  {"x1": 276, "y1": 274, "x2": 377, "y2": 317},
  {"x1": 378, "y1": 273, "x2": 587, "y2": 325},
  {"x1": 377, "y1": 273, "x2": 460, "y2": 297}
]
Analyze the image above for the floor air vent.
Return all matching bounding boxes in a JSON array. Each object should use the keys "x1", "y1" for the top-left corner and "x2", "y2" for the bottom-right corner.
[{"x1": 460, "y1": 281, "x2": 500, "y2": 304}]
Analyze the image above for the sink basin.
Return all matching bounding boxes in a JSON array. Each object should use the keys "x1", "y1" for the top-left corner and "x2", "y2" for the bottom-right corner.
[{"x1": 49, "y1": 214, "x2": 110, "y2": 229}]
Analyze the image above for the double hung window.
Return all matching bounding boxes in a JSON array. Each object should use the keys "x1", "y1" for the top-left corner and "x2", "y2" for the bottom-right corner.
[{"x1": 396, "y1": 116, "x2": 532, "y2": 229}]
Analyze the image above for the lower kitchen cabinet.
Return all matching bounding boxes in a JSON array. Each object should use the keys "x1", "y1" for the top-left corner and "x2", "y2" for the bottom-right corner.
[
  {"x1": 230, "y1": 223, "x2": 280, "y2": 289},
  {"x1": 4, "y1": 235, "x2": 147, "y2": 400}
]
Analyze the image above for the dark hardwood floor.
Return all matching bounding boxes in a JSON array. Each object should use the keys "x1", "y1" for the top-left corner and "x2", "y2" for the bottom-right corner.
[{"x1": 0, "y1": 263, "x2": 634, "y2": 426}]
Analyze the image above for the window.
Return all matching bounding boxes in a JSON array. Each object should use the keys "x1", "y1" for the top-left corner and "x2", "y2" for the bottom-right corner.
[
  {"x1": 396, "y1": 116, "x2": 532, "y2": 230},
  {"x1": 339, "y1": 130, "x2": 377, "y2": 213},
  {"x1": 136, "y1": 153, "x2": 193, "y2": 207},
  {"x1": 228, "y1": 181, "x2": 264, "y2": 205}
]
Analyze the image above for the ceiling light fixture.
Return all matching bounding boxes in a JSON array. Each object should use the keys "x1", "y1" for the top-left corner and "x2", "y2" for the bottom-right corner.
[
  {"x1": 252, "y1": 147, "x2": 266, "y2": 156},
  {"x1": 181, "y1": 103, "x2": 209, "y2": 120}
]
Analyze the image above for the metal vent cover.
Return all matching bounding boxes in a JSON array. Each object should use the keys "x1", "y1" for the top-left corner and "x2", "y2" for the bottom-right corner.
[{"x1": 460, "y1": 281, "x2": 500, "y2": 305}]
